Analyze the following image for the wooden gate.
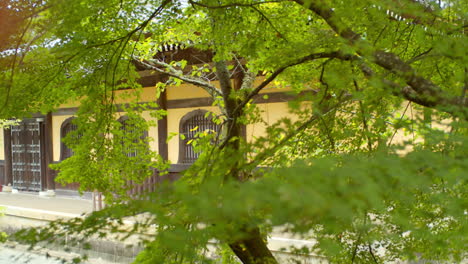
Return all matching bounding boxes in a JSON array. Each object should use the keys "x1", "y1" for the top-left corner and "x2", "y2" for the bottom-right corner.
[{"x1": 10, "y1": 119, "x2": 43, "y2": 191}]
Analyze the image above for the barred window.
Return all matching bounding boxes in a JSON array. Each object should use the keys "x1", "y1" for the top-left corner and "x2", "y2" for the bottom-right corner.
[
  {"x1": 118, "y1": 116, "x2": 148, "y2": 158},
  {"x1": 179, "y1": 110, "x2": 220, "y2": 164},
  {"x1": 60, "y1": 117, "x2": 78, "y2": 160}
]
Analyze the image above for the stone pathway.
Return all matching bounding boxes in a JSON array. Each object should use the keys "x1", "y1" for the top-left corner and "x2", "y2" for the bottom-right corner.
[
  {"x1": 0, "y1": 192, "x2": 93, "y2": 215},
  {"x1": 0, "y1": 246, "x2": 63, "y2": 264},
  {"x1": 0, "y1": 245, "x2": 116, "y2": 264}
]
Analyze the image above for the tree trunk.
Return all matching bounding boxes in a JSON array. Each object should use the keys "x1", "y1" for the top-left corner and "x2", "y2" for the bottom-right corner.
[
  {"x1": 229, "y1": 228, "x2": 278, "y2": 264},
  {"x1": 215, "y1": 61, "x2": 279, "y2": 264}
]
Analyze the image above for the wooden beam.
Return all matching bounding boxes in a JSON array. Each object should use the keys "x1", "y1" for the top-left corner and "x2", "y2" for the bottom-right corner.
[
  {"x1": 39, "y1": 117, "x2": 47, "y2": 191},
  {"x1": 51, "y1": 91, "x2": 317, "y2": 115},
  {"x1": 157, "y1": 89, "x2": 169, "y2": 160},
  {"x1": 44, "y1": 113, "x2": 55, "y2": 190},
  {"x1": 3, "y1": 128, "x2": 12, "y2": 187}
]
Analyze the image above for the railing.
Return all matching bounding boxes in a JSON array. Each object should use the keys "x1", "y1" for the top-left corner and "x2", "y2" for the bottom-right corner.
[
  {"x1": 0, "y1": 160, "x2": 5, "y2": 187},
  {"x1": 125, "y1": 167, "x2": 184, "y2": 198},
  {"x1": 46, "y1": 164, "x2": 187, "y2": 211},
  {"x1": 93, "y1": 165, "x2": 187, "y2": 211}
]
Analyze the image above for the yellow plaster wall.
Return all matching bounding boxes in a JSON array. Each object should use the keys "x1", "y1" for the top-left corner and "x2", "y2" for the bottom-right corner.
[
  {"x1": 167, "y1": 84, "x2": 211, "y2": 100},
  {"x1": 253, "y1": 77, "x2": 292, "y2": 94},
  {"x1": 246, "y1": 102, "x2": 296, "y2": 143},
  {"x1": 386, "y1": 103, "x2": 453, "y2": 155},
  {"x1": 57, "y1": 77, "x2": 292, "y2": 109},
  {"x1": 52, "y1": 111, "x2": 160, "y2": 162},
  {"x1": 51, "y1": 77, "x2": 300, "y2": 163},
  {"x1": 139, "y1": 78, "x2": 291, "y2": 102},
  {"x1": 164, "y1": 79, "x2": 289, "y2": 100},
  {"x1": 113, "y1": 87, "x2": 159, "y2": 104},
  {"x1": 57, "y1": 84, "x2": 210, "y2": 109},
  {"x1": 52, "y1": 115, "x2": 74, "y2": 161},
  {"x1": 0, "y1": 129, "x2": 4, "y2": 160},
  {"x1": 166, "y1": 106, "x2": 220, "y2": 163},
  {"x1": 164, "y1": 101, "x2": 296, "y2": 163}
]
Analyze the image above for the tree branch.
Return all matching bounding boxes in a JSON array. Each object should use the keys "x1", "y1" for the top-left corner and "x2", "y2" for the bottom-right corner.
[
  {"x1": 189, "y1": 0, "x2": 286, "y2": 42},
  {"x1": 0, "y1": 13, "x2": 34, "y2": 116},
  {"x1": 241, "y1": 70, "x2": 257, "y2": 91},
  {"x1": 84, "y1": 0, "x2": 171, "y2": 50},
  {"x1": 188, "y1": 0, "x2": 285, "y2": 9},
  {"x1": 405, "y1": 48, "x2": 433, "y2": 65},
  {"x1": 215, "y1": 61, "x2": 235, "y2": 115},
  {"x1": 136, "y1": 58, "x2": 222, "y2": 98},
  {"x1": 234, "y1": 51, "x2": 355, "y2": 115},
  {"x1": 294, "y1": 0, "x2": 468, "y2": 117},
  {"x1": 246, "y1": 95, "x2": 351, "y2": 169}
]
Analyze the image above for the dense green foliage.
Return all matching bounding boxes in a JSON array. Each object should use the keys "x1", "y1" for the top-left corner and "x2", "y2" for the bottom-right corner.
[{"x1": 1, "y1": 0, "x2": 467, "y2": 263}]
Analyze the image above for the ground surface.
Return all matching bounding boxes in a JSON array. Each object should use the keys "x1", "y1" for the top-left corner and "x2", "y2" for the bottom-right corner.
[
  {"x1": 0, "y1": 192, "x2": 92, "y2": 214},
  {"x1": 0, "y1": 246, "x2": 67, "y2": 264},
  {"x1": 0, "y1": 245, "x2": 117, "y2": 264}
]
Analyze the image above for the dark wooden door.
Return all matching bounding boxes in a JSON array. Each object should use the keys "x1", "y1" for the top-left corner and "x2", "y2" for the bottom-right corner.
[{"x1": 10, "y1": 120, "x2": 42, "y2": 191}]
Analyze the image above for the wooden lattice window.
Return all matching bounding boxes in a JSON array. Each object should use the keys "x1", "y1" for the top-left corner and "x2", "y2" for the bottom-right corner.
[
  {"x1": 118, "y1": 116, "x2": 148, "y2": 158},
  {"x1": 179, "y1": 110, "x2": 220, "y2": 164},
  {"x1": 60, "y1": 117, "x2": 78, "y2": 160}
]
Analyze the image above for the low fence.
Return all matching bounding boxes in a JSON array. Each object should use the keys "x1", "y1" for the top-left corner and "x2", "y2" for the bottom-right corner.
[
  {"x1": 0, "y1": 160, "x2": 4, "y2": 187},
  {"x1": 91, "y1": 164, "x2": 188, "y2": 210},
  {"x1": 126, "y1": 166, "x2": 184, "y2": 197},
  {"x1": 2, "y1": 162, "x2": 188, "y2": 210}
]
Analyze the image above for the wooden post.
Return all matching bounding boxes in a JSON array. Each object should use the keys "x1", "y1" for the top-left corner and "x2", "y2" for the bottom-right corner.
[
  {"x1": 44, "y1": 113, "x2": 55, "y2": 190},
  {"x1": 3, "y1": 128, "x2": 12, "y2": 187},
  {"x1": 38, "y1": 117, "x2": 47, "y2": 191},
  {"x1": 156, "y1": 88, "x2": 168, "y2": 185},
  {"x1": 157, "y1": 89, "x2": 168, "y2": 160}
]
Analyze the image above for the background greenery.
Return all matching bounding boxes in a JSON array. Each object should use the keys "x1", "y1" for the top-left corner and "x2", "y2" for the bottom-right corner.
[{"x1": 1, "y1": 0, "x2": 467, "y2": 263}]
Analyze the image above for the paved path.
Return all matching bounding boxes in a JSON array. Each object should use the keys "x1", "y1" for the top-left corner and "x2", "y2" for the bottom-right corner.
[
  {"x1": 0, "y1": 246, "x2": 63, "y2": 264},
  {"x1": 0, "y1": 192, "x2": 93, "y2": 215},
  {"x1": 0, "y1": 245, "x2": 116, "y2": 264},
  {"x1": 0, "y1": 194, "x2": 118, "y2": 264}
]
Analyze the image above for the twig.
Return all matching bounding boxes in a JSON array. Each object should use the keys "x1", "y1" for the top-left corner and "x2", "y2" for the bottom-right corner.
[
  {"x1": 368, "y1": 243, "x2": 379, "y2": 264},
  {"x1": 405, "y1": 47, "x2": 433, "y2": 64},
  {"x1": 1, "y1": 14, "x2": 34, "y2": 116},
  {"x1": 84, "y1": 0, "x2": 171, "y2": 50},
  {"x1": 250, "y1": 5, "x2": 287, "y2": 42},
  {"x1": 387, "y1": 101, "x2": 411, "y2": 146},
  {"x1": 373, "y1": 25, "x2": 387, "y2": 46}
]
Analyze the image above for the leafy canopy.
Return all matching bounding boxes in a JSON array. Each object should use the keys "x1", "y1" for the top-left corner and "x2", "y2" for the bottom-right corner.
[{"x1": 2, "y1": 0, "x2": 467, "y2": 263}]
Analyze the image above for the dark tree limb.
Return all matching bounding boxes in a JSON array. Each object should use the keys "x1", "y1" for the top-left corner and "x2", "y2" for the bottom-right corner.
[
  {"x1": 215, "y1": 61, "x2": 236, "y2": 117},
  {"x1": 188, "y1": 0, "x2": 286, "y2": 9},
  {"x1": 212, "y1": 61, "x2": 279, "y2": 264},
  {"x1": 1, "y1": 12, "x2": 34, "y2": 116},
  {"x1": 135, "y1": 59, "x2": 222, "y2": 98},
  {"x1": 84, "y1": 0, "x2": 171, "y2": 50},
  {"x1": 246, "y1": 96, "x2": 350, "y2": 169},
  {"x1": 229, "y1": 227, "x2": 279, "y2": 264},
  {"x1": 234, "y1": 51, "x2": 356, "y2": 115},
  {"x1": 293, "y1": 0, "x2": 468, "y2": 118}
]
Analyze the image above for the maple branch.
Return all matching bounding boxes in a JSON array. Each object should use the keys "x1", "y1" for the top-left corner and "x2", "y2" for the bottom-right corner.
[
  {"x1": 234, "y1": 51, "x2": 355, "y2": 115},
  {"x1": 246, "y1": 96, "x2": 351, "y2": 169},
  {"x1": 215, "y1": 61, "x2": 235, "y2": 116},
  {"x1": 136, "y1": 58, "x2": 222, "y2": 98},
  {"x1": 294, "y1": 0, "x2": 468, "y2": 117},
  {"x1": 188, "y1": 0, "x2": 285, "y2": 9},
  {"x1": 84, "y1": 0, "x2": 171, "y2": 50},
  {"x1": 189, "y1": 0, "x2": 286, "y2": 40}
]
